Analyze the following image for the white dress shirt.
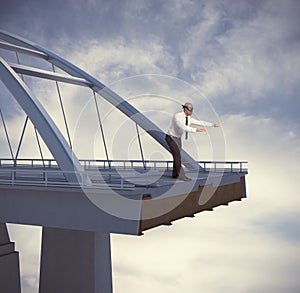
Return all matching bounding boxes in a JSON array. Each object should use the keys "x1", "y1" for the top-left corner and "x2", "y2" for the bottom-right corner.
[{"x1": 167, "y1": 111, "x2": 213, "y2": 138}]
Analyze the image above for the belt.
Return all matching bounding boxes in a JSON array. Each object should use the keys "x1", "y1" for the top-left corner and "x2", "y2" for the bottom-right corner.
[{"x1": 166, "y1": 134, "x2": 181, "y2": 139}]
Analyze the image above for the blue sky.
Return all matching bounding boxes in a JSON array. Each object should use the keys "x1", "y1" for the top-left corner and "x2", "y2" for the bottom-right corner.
[{"x1": 1, "y1": 0, "x2": 300, "y2": 292}]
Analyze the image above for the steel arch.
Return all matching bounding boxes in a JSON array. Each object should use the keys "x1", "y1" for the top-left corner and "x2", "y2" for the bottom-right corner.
[{"x1": 0, "y1": 30, "x2": 200, "y2": 174}]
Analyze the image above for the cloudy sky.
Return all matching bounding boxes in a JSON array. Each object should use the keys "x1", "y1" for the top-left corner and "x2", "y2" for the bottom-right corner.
[{"x1": 1, "y1": 0, "x2": 300, "y2": 292}]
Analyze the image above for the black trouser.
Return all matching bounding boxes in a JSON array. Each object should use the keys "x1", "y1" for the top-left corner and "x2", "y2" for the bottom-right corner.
[{"x1": 165, "y1": 134, "x2": 184, "y2": 177}]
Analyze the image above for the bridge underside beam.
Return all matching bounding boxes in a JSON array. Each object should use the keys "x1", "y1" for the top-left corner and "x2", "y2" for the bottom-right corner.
[{"x1": 140, "y1": 176, "x2": 246, "y2": 233}]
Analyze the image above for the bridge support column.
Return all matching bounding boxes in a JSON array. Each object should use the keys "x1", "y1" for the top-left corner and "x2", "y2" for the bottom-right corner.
[
  {"x1": 39, "y1": 227, "x2": 113, "y2": 293},
  {"x1": 0, "y1": 223, "x2": 21, "y2": 293}
]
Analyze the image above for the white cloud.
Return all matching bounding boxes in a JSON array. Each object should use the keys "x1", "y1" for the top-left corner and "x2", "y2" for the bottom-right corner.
[
  {"x1": 112, "y1": 209, "x2": 300, "y2": 293},
  {"x1": 223, "y1": 113, "x2": 300, "y2": 212},
  {"x1": 7, "y1": 224, "x2": 41, "y2": 293},
  {"x1": 182, "y1": 0, "x2": 300, "y2": 107},
  {"x1": 68, "y1": 38, "x2": 179, "y2": 84}
]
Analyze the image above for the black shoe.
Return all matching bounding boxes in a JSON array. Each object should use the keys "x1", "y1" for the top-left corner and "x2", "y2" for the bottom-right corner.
[{"x1": 178, "y1": 175, "x2": 192, "y2": 181}]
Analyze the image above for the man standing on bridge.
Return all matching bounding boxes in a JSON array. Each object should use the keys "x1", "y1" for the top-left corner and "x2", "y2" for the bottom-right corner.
[{"x1": 166, "y1": 102, "x2": 223, "y2": 181}]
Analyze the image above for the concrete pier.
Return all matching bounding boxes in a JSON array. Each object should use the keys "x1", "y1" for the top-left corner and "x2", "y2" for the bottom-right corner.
[
  {"x1": 39, "y1": 228, "x2": 113, "y2": 293},
  {"x1": 0, "y1": 223, "x2": 21, "y2": 293}
]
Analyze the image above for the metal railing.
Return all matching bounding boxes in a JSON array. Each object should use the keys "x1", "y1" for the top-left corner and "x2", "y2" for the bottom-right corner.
[
  {"x1": 0, "y1": 158, "x2": 247, "y2": 189},
  {"x1": 0, "y1": 158, "x2": 247, "y2": 172},
  {"x1": 199, "y1": 161, "x2": 248, "y2": 173},
  {"x1": 0, "y1": 168, "x2": 135, "y2": 190},
  {"x1": 0, "y1": 158, "x2": 58, "y2": 168}
]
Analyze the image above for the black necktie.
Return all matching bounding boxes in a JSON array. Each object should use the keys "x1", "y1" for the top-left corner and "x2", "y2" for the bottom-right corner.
[{"x1": 185, "y1": 116, "x2": 188, "y2": 140}]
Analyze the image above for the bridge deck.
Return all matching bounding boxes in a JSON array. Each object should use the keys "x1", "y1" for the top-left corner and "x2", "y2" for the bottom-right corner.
[{"x1": 0, "y1": 158, "x2": 248, "y2": 235}]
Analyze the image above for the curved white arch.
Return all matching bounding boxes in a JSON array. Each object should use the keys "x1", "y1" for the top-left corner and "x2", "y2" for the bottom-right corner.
[{"x1": 0, "y1": 30, "x2": 200, "y2": 171}]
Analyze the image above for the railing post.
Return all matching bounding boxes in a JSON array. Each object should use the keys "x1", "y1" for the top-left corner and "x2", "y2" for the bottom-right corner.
[{"x1": 12, "y1": 169, "x2": 14, "y2": 185}]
